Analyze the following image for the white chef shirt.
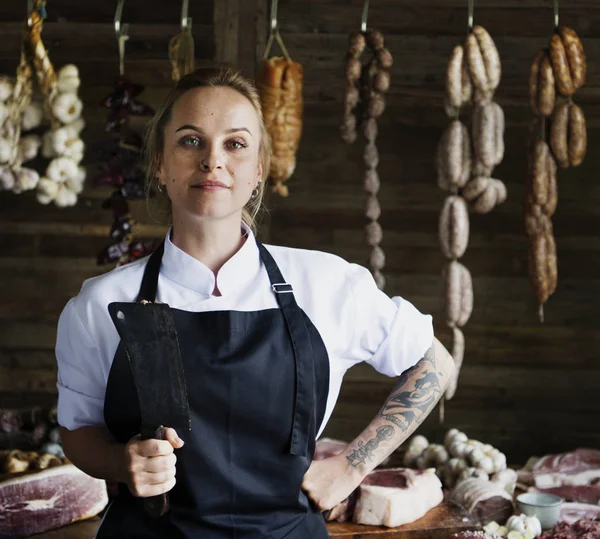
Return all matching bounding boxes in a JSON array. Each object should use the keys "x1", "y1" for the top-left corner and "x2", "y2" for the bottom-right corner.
[{"x1": 55, "y1": 224, "x2": 434, "y2": 439}]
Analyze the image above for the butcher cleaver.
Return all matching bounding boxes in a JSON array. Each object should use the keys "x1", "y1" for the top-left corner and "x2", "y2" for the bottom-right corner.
[{"x1": 108, "y1": 301, "x2": 191, "y2": 518}]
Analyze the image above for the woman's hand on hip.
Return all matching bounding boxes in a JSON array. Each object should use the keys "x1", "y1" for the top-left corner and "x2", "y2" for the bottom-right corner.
[
  {"x1": 301, "y1": 453, "x2": 365, "y2": 517},
  {"x1": 122, "y1": 427, "x2": 184, "y2": 498}
]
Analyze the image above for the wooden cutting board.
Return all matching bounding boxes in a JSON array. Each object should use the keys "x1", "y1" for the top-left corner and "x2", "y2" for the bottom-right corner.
[
  {"x1": 327, "y1": 502, "x2": 479, "y2": 538},
  {"x1": 30, "y1": 502, "x2": 477, "y2": 538}
]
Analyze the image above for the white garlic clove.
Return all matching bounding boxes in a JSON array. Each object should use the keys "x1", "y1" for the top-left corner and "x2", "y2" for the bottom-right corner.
[
  {"x1": 54, "y1": 185, "x2": 77, "y2": 207},
  {"x1": 37, "y1": 177, "x2": 59, "y2": 200},
  {"x1": 16, "y1": 167, "x2": 40, "y2": 191},
  {"x1": 0, "y1": 167, "x2": 16, "y2": 190},
  {"x1": 0, "y1": 76, "x2": 14, "y2": 102},
  {"x1": 483, "y1": 521, "x2": 500, "y2": 534},
  {"x1": 57, "y1": 64, "x2": 81, "y2": 93},
  {"x1": 65, "y1": 175, "x2": 84, "y2": 195},
  {"x1": 67, "y1": 117, "x2": 86, "y2": 135},
  {"x1": 19, "y1": 134, "x2": 42, "y2": 163},
  {"x1": 22, "y1": 101, "x2": 44, "y2": 131},
  {"x1": 46, "y1": 156, "x2": 78, "y2": 183},
  {"x1": 444, "y1": 428, "x2": 460, "y2": 448},
  {"x1": 497, "y1": 526, "x2": 508, "y2": 537},
  {"x1": 478, "y1": 456, "x2": 495, "y2": 474},
  {"x1": 0, "y1": 137, "x2": 13, "y2": 164},
  {"x1": 51, "y1": 93, "x2": 83, "y2": 124}
]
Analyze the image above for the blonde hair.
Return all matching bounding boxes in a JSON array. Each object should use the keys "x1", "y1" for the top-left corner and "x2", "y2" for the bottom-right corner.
[{"x1": 143, "y1": 66, "x2": 271, "y2": 234}]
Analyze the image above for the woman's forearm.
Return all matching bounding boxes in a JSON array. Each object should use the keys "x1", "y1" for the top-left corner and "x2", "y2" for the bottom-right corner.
[
  {"x1": 60, "y1": 425, "x2": 127, "y2": 483},
  {"x1": 339, "y1": 337, "x2": 455, "y2": 477}
]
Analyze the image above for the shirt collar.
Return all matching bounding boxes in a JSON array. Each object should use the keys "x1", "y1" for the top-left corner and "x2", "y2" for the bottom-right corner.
[{"x1": 161, "y1": 222, "x2": 261, "y2": 297}]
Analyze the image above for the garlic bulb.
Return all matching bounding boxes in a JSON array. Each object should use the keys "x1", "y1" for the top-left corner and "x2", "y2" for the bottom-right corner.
[
  {"x1": 408, "y1": 435, "x2": 429, "y2": 455},
  {"x1": 37, "y1": 177, "x2": 59, "y2": 204},
  {"x1": 46, "y1": 156, "x2": 78, "y2": 183},
  {"x1": 445, "y1": 428, "x2": 468, "y2": 447},
  {"x1": 506, "y1": 514, "x2": 541, "y2": 538},
  {"x1": 57, "y1": 65, "x2": 80, "y2": 94},
  {"x1": 0, "y1": 77, "x2": 14, "y2": 102},
  {"x1": 13, "y1": 167, "x2": 40, "y2": 193},
  {"x1": 423, "y1": 444, "x2": 449, "y2": 467},
  {"x1": 0, "y1": 102, "x2": 8, "y2": 126},
  {"x1": 55, "y1": 184, "x2": 77, "y2": 207},
  {"x1": 403, "y1": 434, "x2": 430, "y2": 467},
  {"x1": 19, "y1": 134, "x2": 42, "y2": 163},
  {"x1": 51, "y1": 92, "x2": 82, "y2": 124},
  {"x1": 51, "y1": 126, "x2": 84, "y2": 159},
  {"x1": 0, "y1": 167, "x2": 15, "y2": 190},
  {"x1": 0, "y1": 137, "x2": 12, "y2": 164},
  {"x1": 491, "y1": 469, "x2": 518, "y2": 496},
  {"x1": 22, "y1": 101, "x2": 44, "y2": 131}
]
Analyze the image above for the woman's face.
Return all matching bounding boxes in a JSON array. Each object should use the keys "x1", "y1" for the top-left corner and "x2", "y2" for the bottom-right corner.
[{"x1": 157, "y1": 86, "x2": 262, "y2": 225}]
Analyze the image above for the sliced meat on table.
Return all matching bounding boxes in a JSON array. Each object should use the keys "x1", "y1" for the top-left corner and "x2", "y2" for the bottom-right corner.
[{"x1": 0, "y1": 464, "x2": 108, "y2": 537}]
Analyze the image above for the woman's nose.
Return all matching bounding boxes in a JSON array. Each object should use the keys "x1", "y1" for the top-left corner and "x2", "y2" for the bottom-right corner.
[{"x1": 200, "y1": 144, "x2": 223, "y2": 171}]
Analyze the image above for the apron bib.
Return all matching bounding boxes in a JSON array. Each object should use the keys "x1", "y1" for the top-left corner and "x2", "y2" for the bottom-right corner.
[{"x1": 98, "y1": 239, "x2": 331, "y2": 538}]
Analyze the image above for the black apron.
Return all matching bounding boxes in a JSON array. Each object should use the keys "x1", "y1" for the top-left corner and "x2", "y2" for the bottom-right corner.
[{"x1": 97, "y1": 238, "x2": 331, "y2": 539}]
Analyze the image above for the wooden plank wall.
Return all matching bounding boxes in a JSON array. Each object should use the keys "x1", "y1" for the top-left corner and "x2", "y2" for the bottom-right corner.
[{"x1": 1, "y1": 0, "x2": 598, "y2": 465}]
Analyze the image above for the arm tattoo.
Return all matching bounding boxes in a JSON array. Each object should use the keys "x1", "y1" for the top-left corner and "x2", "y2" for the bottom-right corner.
[
  {"x1": 379, "y1": 345, "x2": 442, "y2": 432},
  {"x1": 346, "y1": 425, "x2": 395, "y2": 468}
]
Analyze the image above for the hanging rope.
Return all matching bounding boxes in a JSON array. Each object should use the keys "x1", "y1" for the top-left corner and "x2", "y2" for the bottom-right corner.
[
  {"x1": 27, "y1": 1, "x2": 57, "y2": 105},
  {"x1": 467, "y1": 0, "x2": 474, "y2": 32},
  {"x1": 263, "y1": 0, "x2": 291, "y2": 61}
]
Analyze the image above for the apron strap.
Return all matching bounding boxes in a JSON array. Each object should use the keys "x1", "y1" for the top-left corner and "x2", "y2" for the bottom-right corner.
[
  {"x1": 136, "y1": 241, "x2": 164, "y2": 303},
  {"x1": 257, "y1": 242, "x2": 315, "y2": 458}
]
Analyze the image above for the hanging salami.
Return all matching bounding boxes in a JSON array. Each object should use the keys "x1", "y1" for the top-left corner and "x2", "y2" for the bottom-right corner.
[
  {"x1": 341, "y1": 28, "x2": 392, "y2": 290},
  {"x1": 525, "y1": 24, "x2": 587, "y2": 320},
  {"x1": 437, "y1": 23, "x2": 506, "y2": 405}
]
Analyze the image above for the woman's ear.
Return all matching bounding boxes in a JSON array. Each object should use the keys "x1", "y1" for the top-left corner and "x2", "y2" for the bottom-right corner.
[{"x1": 256, "y1": 161, "x2": 263, "y2": 183}]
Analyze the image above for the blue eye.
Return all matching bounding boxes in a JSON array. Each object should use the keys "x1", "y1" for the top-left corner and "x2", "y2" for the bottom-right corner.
[
  {"x1": 179, "y1": 136, "x2": 201, "y2": 147},
  {"x1": 228, "y1": 140, "x2": 247, "y2": 150}
]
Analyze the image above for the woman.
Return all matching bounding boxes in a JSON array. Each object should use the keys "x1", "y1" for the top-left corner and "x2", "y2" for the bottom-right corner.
[{"x1": 56, "y1": 67, "x2": 454, "y2": 539}]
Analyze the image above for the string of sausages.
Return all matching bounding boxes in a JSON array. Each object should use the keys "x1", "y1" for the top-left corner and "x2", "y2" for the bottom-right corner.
[
  {"x1": 526, "y1": 26, "x2": 587, "y2": 322},
  {"x1": 437, "y1": 26, "x2": 506, "y2": 408},
  {"x1": 341, "y1": 29, "x2": 392, "y2": 290}
]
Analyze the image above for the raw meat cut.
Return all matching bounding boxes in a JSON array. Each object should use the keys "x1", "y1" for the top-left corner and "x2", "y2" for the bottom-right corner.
[
  {"x1": 559, "y1": 502, "x2": 600, "y2": 525},
  {"x1": 314, "y1": 438, "x2": 348, "y2": 460},
  {"x1": 540, "y1": 517, "x2": 600, "y2": 538},
  {"x1": 523, "y1": 449, "x2": 600, "y2": 489},
  {"x1": 448, "y1": 477, "x2": 514, "y2": 525},
  {"x1": 0, "y1": 464, "x2": 108, "y2": 537},
  {"x1": 353, "y1": 468, "x2": 444, "y2": 527},
  {"x1": 529, "y1": 485, "x2": 600, "y2": 505}
]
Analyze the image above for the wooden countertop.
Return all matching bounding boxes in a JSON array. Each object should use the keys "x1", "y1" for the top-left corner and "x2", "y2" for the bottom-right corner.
[{"x1": 30, "y1": 502, "x2": 477, "y2": 538}]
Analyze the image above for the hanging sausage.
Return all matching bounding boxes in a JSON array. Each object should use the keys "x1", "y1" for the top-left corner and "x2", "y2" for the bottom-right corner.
[
  {"x1": 437, "y1": 12, "x2": 506, "y2": 408},
  {"x1": 525, "y1": 7, "x2": 587, "y2": 321},
  {"x1": 341, "y1": 3, "x2": 392, "y2": 290},
  {"x1": 256, "y1": 0, "x2": 304, "y2": 197}
]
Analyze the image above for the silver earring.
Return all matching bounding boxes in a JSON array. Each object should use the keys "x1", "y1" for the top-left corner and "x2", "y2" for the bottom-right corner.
[
  {"x1": 251, "y1": 180, "x2": 262, "y2": 199},
  {"x1": 157, "y1": 182, "x2": 165, "y2": 193}
]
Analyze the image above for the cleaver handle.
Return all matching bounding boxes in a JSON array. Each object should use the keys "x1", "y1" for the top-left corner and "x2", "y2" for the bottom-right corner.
[{"x1": 141, "y1": 425, "x2": 170, "y2": 518}]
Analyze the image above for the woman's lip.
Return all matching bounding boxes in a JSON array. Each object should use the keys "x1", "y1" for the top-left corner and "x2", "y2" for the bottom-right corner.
[{"x1": 191, "y1": 182, "x2": 229, "y2": 189}]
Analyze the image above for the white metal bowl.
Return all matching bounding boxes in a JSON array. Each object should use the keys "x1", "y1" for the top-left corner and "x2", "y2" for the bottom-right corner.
[{"x1": 516, "y1": 492, "x2": 564, "y2": 529}]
